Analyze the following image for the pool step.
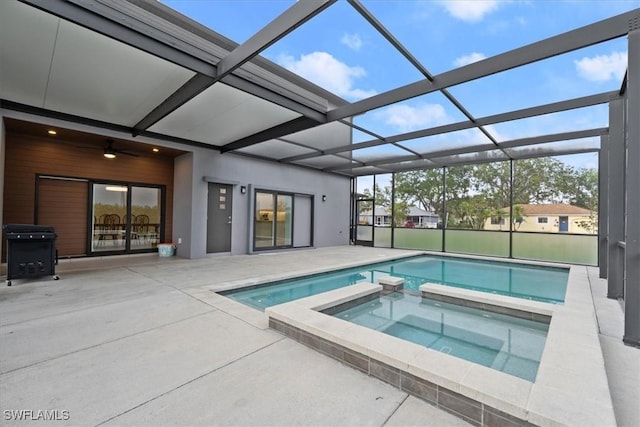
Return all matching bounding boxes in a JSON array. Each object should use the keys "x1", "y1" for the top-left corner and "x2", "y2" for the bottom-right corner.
[{"x1": 377, "y1": 275, "x2": 404, "y2": 292}]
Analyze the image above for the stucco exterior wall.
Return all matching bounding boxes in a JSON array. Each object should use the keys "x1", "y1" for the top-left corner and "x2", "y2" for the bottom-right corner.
[{"x1": 174, "y1": 148, "x2": 351, "y2": 259}]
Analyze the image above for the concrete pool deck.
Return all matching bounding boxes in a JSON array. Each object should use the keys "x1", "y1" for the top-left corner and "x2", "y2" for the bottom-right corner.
[{"x1": 0, "y1": 246, "x2": 637, "y2": 426}]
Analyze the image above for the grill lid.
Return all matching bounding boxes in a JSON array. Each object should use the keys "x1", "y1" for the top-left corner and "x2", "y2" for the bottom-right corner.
[
  {"x1": 3, "y1": 224, "x2": 57, "y2": 240},
  {"x1": 3, "y1": 224, "x2": 56, "y2": 234}
]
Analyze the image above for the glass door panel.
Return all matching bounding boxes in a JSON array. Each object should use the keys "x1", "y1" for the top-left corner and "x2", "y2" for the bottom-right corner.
[
  {"x1": 254, "y1": 191, "x2": 296, "y2": 250},
  {"x1": 131, "y1": 186, "x2": 161, "y2": 250},
  {"x1": 91, "y1": 184, "x2": 127, "y2": 252},
  {"x1": 356, "y1": 198, "x2": 374, "y2": 246},
  {"x1": 255, "y1": 192, "x2": 275, "y2": 249},
  {"x1": 276, "y1": 194, "x2": 292, "y2": 247}
]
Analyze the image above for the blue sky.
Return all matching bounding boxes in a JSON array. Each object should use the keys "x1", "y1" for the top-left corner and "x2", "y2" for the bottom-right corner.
[{"x1": 163, "y1": 0, "x2": 639, "y2": 172}]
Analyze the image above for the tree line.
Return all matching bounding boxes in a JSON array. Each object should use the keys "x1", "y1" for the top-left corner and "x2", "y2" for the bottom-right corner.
[{"x1": 360, "y1": 158, "x2": 598, "y2": 230}]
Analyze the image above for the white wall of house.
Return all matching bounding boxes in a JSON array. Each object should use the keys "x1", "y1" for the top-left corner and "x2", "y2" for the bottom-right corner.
[
  {"x1": 484, "y1": 214, "x2": 596, "y2": 234},
  {"x1": 174, "y1": 148, "x2": 351, "y2": 259}
]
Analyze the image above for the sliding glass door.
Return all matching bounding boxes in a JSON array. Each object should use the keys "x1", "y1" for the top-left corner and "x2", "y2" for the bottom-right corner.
[
  {"x1": 92, "y1": 183, "x2": 127, "y2": 252},
  {"x1": 276, "y1": 194, "x2": 292, "y2": 247},
  {"x1": 90, "y1": 182, "x2": 163, "y2": 254},
  {"x1": 131, "y1": 186, "x2": 162, "y2": 250},
  {"x1": 254, "y1": 190, "x2": 295, "y2": 250}
]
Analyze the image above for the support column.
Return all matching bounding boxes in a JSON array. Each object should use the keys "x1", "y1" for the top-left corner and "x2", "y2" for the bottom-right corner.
[
  {"x1": 624, "y1": 29, "x2": 640, "y2": 347},
  {"x1": 598, "y1": 137, "x2": 608, "y2": 278},
  {"x1": 441, "y1": 167, "x2": 447, "y2": 253},
  {"x1": 391, "y1": 173, "x2": 395, "y2": 248},
  {"x1": 509, "y1": 159, "x2": 514, "y2": 259},
  {"x1": 607, "y1": 98, "x2": 625, "y2": 299}
]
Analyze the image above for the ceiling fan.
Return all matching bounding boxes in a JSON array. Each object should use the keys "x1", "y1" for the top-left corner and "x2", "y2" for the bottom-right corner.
[{"x1": 102, "y1": 139, "x2": 138, "y2": 159}]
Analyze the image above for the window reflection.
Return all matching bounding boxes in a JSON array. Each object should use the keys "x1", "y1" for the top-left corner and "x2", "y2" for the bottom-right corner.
[
  {"x1": 276, "y1": 194, "x2": 292, "y2": 247},
  {"x1": 131, "y1": 186, "x2": 161, "y2": 250},
  {"x1": 255, "y1": 192, "x2": 275, "y2": 249},
  {"x1": 254, "y1": 191, "x2": 293, "y2": 250},
  {"x1": 91, "y1": 183, "x2": 162, "y2": 253},
  {"x1": 92, "y1": 184, "x2": 127, "y2": 252}
]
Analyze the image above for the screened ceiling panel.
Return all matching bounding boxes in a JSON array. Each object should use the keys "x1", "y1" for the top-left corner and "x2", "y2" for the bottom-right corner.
[
  {"x1": 278, "y1": 121, "x2": 352, "y2": 151},
  {"x1": 397, "y1": 128, "x2": 494, "y2": 155},
  {"x1": 352, "y1": 91, "x2": 470, "y2": 138},
  {"x1": 349, "y1": 166, "x2": 395, "y2": 176},
  {"x1": 237, "y1": 139, "x2": 317, "y2": 159},
  {"x1": 260, "y1": 1, "x2": 424, "y2": 100},
  {"x1": 293, "y1": 154, "x2": 356, "y2": 169},
  {"x1": 429, "y1": 150, "x2": 509, "y2": 166},
  {"x1": 361, "y1": 1, "x2": 634, "y2": 79},
  {"x1": 163, "y1": 0, "x2": 295, "y2": 44},
  {"x1": 351, "y1": 144, "x2": 414, "y2": 163},
  {"x1": 445, "y1": 39, "x2": 628, "y2": 118},
  {"x1": 506, "y1": 138, "x2": 600, "y2": 159},
  {"x1": 375, "y1": 158, "x2": 438, "y2": 173},
  {"x1": 149, "y1": 83, "x2": 301, "y2": 146},
  {"x1": 352, "y1": 129, "x2": 381, "y2": 144},
  {"x1": 489, "y1": 105, "x2": 608, "y2": 143}
]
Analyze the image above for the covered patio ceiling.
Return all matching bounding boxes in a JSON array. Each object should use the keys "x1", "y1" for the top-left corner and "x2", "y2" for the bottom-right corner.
[{"x1": 1, "y1": 0, "x2": 638, "y2": 177}]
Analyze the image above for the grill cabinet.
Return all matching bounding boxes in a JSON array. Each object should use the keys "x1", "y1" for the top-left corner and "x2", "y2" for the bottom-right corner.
[{"x1": 3, "y1": 224, "x2": 59, "y2": 286}]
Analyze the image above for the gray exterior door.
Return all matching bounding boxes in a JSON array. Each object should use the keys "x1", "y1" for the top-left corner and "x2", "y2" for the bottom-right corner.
[{"x1": 207, "y1": 183, "x2": 232, "y2": 253}]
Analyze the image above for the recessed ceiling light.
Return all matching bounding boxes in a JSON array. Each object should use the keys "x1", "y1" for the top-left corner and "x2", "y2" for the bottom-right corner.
[
  {"x1": 152, "y1": 148, "x2": 159, "y2": 152},
  {"x1": 47, "y1": 130, "x2": 57, "y2": 135}
]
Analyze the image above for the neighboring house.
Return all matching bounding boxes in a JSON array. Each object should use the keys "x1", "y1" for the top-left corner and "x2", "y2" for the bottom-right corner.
[
  {"x1": 483, "y1": 204, "x2": 596, "y2": 234},
  {"x1": 359, "y1": 206, "x2": 439, "y2": 228}
]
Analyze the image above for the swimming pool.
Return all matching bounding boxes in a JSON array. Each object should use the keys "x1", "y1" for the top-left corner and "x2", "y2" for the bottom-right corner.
[
  {"x1": 222, "y1": 255, "x2": 569, "y2": 310},
  {"x1": 332, "y1": 292, "x2": 549, "y2": 382}
]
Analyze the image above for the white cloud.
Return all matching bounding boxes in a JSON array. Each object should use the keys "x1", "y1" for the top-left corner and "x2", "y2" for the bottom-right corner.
[
  {"x1": 454, "y1": 52, "x2": 487, "y2": 67},
  {"x1": 278, "y1": 51, "x2": 376, "y2": 100},
  {"x1": 438, "y1": 0, "x2": 500, "y2": 22},
  {"x1": 374, "y1": 103, "x2": 449, "y2": 133},
  {"x1": 341, "y1": 33, "x2": 362, "y2": 51},
  {"x1": 574, "y1": 51, "x2": 627, "y2": 82}
]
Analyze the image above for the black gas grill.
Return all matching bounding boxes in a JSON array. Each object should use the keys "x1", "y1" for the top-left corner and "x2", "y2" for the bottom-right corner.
[{"x1": 3, "y1": 224, "x2": 59, "y2": 286}]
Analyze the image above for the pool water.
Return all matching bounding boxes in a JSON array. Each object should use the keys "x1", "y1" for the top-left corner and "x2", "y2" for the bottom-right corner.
[
  {"x1": 222, "y1": 255, "x2": 568, "y2": 311},
  {"x1": 333, "y1": 292, "x2": 549, "y2": 382}
]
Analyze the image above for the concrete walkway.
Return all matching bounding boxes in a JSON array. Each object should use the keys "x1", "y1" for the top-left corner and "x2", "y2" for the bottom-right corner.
[
  {"x1": 0, "y1": 246, "x2": 636, "y2": 426},
  {"x1": 587, "y1": 268, "x2": 640, "y2": 427},
  {"x1": 1, "y1": 247, "x2": 469, "y2": 427}
]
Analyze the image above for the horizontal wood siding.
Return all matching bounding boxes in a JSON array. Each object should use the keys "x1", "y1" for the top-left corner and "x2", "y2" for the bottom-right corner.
[
  {"x1": 38, "y1": 178, "x2": 89, "y2": 257},
  {"x1": 2, "y1": 133, "x2": 174, "y2": 259}
]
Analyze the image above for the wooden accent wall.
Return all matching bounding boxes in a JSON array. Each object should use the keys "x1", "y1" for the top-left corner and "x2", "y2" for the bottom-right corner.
[
  {"x1": 38, "y1": 178, "x2": 88, "y2": 257},
  {"x1": 2, "y1": 133, "x2": 174, "y2": 258}
]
